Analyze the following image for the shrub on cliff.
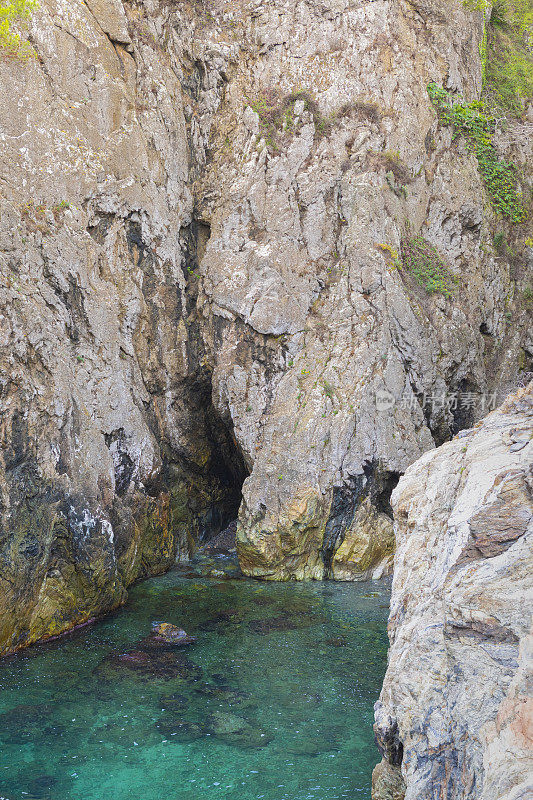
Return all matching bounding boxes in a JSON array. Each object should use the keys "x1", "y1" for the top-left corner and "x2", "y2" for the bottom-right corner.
[{"x1": 0, "y1": 0, "x2": 38, "y2": 60}]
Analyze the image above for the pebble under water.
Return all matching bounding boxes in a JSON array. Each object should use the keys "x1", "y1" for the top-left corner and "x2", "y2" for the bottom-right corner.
[{"x1": 0, "y1": 566, "x2": 390, "y2": 800}]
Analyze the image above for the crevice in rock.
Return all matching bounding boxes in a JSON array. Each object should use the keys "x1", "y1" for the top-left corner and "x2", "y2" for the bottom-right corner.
[
  {"x1": 87, "y1": 213, "x2": 115, "y2": 244},
  {"x1": 130, "y1": 210, "x2": 247, "y2": 551},
  {"x1": 321, "y1": 462, "x2": 400, "y2": 574},
  {"x1": 450, "y1": 377, "x2": 480, "y2": 436},
  {"x1": 104, "y1": 429, "x2": 135, "y2": 497},
  {"x1": 374, "y1": 715, "x2": 404, "y2": 767},
  {"x1": 321, "y1": 474, "x2": 366, "y2": 573}
]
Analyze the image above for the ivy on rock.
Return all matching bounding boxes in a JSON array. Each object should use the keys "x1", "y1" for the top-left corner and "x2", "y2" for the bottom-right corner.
[{"x1": 427, "y1": 82, "x2": 526, "y2": 223}]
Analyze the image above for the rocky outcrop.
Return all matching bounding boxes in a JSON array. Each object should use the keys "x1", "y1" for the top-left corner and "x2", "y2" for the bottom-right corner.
[
  {"x1": 0, "y1": 0, "x2": 531, "y2": 653},
  {"x1": 194, "y1": 0, "x2": 532, "y2": 579},
  {"x1": 0, "y1": 0, "x2": 248, "y2": 656},
  {"x1": 373, "y1": 383, "x2": 533, "y2": 800}
]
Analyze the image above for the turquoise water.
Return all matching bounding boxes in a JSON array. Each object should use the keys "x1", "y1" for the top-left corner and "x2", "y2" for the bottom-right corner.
[{"x1": 0, "y1": 567, "x2": 389, "y2": 800}]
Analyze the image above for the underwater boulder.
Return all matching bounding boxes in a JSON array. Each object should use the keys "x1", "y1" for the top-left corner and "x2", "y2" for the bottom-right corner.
[
  {"x1": 0, "y1": 703, "x2": 56, "y2": 745},
  {"x1": 156, "y1": 716, "x2": 206, "y2": 743},
  {"x1": 286, "y1": 736, "x2": 340, "y2": 756},
  {"x1": 247, "y1": 615, "x2": 299, "y2": 635},
  {"x1": 196, "y1": 608, "x2": 243, "y2": 632},
  {"x1": 194, "y1": 683, "x2": 255, "y2": 710},
  {"x1": 325, "y1": 635, "x2": 348, "y2": 647},
  {"x1": 207, "y1": 711, "x2": 272, "y2": 749},
  {"x1": 95, "y1": 646, "x2": 203, "y2": 683},
  {"x1": 159, "y1": 691, "x2": 189, "y2": 713},
  {"x1": 150, "y1": 622, "x2": 197, "y2": 645}
]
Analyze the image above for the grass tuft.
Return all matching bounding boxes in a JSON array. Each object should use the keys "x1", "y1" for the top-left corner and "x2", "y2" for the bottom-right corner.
[{"x1": 400, "y1": 236, "x2": 458, "y2": 296}]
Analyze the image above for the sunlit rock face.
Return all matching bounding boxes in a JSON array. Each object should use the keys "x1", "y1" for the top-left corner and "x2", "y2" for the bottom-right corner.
[
  {"x1": 0, "y1": 0, "x2": 531, "y2": 653},
  {"x1": 373, "y1": 384, "x2": 533, "y2": 800}
]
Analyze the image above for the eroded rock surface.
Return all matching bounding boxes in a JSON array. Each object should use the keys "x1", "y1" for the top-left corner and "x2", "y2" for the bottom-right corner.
[
  {"x1": 0, "y1": 0, "x2": 532, "y2": 653},
  {"x1": 0, "y1": 0, "x2": 248, "y2": 655},
  {"x1": 373, "y1": 384, "x2": 533, "y2": 800},
  {"x1": 194, "y1": 0, "x2": 532, "y2": 579}
]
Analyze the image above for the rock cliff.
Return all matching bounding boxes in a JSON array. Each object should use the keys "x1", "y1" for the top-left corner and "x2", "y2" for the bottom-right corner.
[
  {"x1": 373, "y1": 383, "x2": 533, "y2": 800},
  {"x1": 0, "y1": 0, "x2": 532, "y2": 654}
]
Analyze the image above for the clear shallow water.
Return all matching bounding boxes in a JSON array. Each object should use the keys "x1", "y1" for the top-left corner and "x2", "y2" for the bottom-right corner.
[{"x1": 0, "y1": 569, "x2": 390, "y2": 800}]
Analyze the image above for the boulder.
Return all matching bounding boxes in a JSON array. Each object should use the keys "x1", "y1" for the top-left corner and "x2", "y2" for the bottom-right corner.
[{"x1": 150, "y1": 622, "x2": 197, "y2": 646}]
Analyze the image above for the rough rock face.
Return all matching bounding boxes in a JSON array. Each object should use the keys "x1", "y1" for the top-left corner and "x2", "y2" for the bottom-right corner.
[
  {"x1": 0, "y1": 0, "x2": 531, "y2": 653},
  {"x1": 0, "y1": 0, "x2": 248, "y2": 655},
  {"x1": 195, "y1": 0, "x2": 532, "y2": 579},
  {"x1": 373, "y1": 384, "x2": 533, "y2": 800}
]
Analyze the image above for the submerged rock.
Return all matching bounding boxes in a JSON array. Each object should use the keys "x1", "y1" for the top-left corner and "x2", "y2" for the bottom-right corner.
[
  {"x1": 196, "y1": 608, "x2": 243, "y2": 632},
  {"x1": 159, "y1": 692, "x2": 189, "y2": 714},
  {"x1": 0, "y1": 703, "x2": 53, "y2": 745},
  {"x1": 286, "y1": 735, "x2": 340, "y2": 757},
  {"x1": 156, "y1": 717, "x2": 206, "y2": 743},
  {"x1": 248, "y1": 615, "x2": 299, "y2": 635},
  {"x1": 373, "y1": 385, "x2": 533, "y2": 800},
  {"x1": 248, "y1": 610, "x2": 323, "y2": 635},
  {"x1": 150, "y1": 622, "x2": 197, "y2": 646},
  {"x1": 18, "y1": 771, "x2": 59, "y2": 800},
  {"x1": 194, "y1": 683, "x2": 255, "y2": 710},
  {"x1": 95, "y1": 646, "x2": 203, "y2": 684},
  {"x1": 207, "y1": 711, "x2": 272, "y2": 749},
  {"x1": 188, "y1": 552, "x2": 242, "y2": 581},
  {"x1": 324, "y1": 636, "x2": 347, "y2": 647}
]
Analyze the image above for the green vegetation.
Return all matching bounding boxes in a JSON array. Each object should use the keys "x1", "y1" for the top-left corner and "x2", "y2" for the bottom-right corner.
[
  {"x1": 493, "y1": 230, "x2": 506, "y2": 249},
  {"x1": 463, "y1": 0, "x2": 491, "y2": 10},
  {"x1": 489, "y1": 0, "x2": 511, "y2": 28},
  {"x1": 400, "y1": 235, "x2": 458, "y2": 296},
  {"x1": 479, "y1": 21, "x2": 488, "y2": 82},
  {"x1": 492, "y1": 231, "x2": 520, "y2": 263},
  {"x1": 376, "y1": 243, "x2": 399, "y2": 262},
  {"x1": 321, "y1": 379, "x2": 334, "y2": 399},
  {"x1": 485, "y1": 1, "x2": 533, "y2": 115},
  {"x1": 427, "y1": 83, "x2": 526, "y2": 222},
  {"x1": 0, "y1": 0, "x2": 38, "y2": 60},
  {"x1": 464, "y1": 0, "x2": 533, "y2": 115}
]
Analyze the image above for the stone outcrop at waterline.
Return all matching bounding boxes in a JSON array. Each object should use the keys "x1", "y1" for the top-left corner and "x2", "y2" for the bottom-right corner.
[
  {"x1": 0, "y1": 0, "x2": 532, "y2": 655},
  {"x1": 373, "y1": 383, "x2": 533, "y2": 800}
]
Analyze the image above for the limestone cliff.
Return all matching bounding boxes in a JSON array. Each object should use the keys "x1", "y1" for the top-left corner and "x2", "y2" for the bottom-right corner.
[
  {"x1": 0, "y1": 0, "x2": 531, "y2": 654},
  {"x1": 373, "y1": 383, "x2": 533, "y2": 800}
]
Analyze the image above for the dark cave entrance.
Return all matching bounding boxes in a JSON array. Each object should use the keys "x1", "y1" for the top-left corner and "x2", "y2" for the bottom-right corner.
[
  {"x1": 190, "y1": 382, "x2": 249, "y2": 544},
  {"x1": 124, "y1": 214, "x2": 249, "y2": 553},
  {"x1": 140, "y1": 374, "x2": 249, "y2": 556}
]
